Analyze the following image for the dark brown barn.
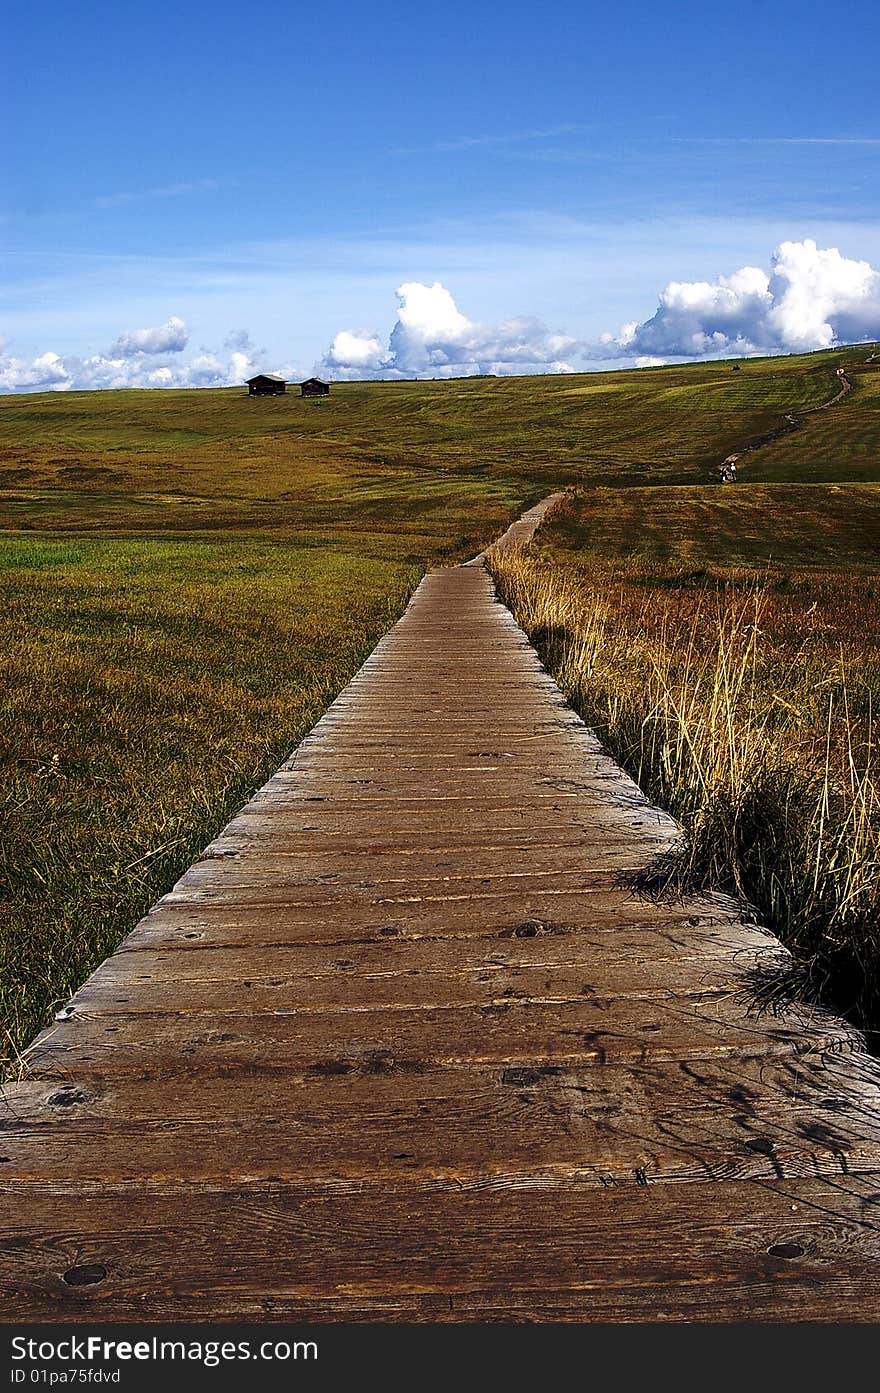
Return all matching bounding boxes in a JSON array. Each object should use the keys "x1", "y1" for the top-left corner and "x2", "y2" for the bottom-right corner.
[
  {"x1": 300, "y1": 377, "x2": 331, "y2": 398},
  {"x1": 246, "y1": 373, "x2": 287, "y2": 396}
]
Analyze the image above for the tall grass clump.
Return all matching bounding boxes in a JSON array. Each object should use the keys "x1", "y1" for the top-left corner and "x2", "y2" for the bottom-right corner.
[{"x1": 488, "y1": 543, "x2": 880, "y2": 1034}]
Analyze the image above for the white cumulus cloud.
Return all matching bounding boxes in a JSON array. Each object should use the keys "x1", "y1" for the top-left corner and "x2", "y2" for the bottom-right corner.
[
  {"x1": 600, "y1": 240, "x2": 880, "y2": 360},
  {"x1": 319, "y1": 281, "x2": 578, "y2": 379},
  {"x1": 109, "y1": 315, "x2": 190, "y2": 357},
  {"x1": 323, "y1": 329, "x2": 387, "y2": 372}
]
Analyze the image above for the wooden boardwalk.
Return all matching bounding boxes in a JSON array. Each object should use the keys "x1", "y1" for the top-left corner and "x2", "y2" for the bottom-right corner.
[{"x1": 3, "y1": 497, "x2": 880, "y2": 1320}]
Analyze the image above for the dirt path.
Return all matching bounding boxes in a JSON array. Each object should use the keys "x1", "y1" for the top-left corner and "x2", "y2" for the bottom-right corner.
[
  {"x1": 2, "y1": 496, "x2": 880, "y2": 1320},
  {"x1": 718, "y1": 362, "x2": 855, "y2": 478}
]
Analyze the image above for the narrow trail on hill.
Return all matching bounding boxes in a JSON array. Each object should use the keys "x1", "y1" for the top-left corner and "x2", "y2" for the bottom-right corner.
[
  {"x1": 718, "y1": 361, "x2": 855, "y2": 478},
  {"x1": 2, "y1": 492, "x2": 880, "y2": 1321}
]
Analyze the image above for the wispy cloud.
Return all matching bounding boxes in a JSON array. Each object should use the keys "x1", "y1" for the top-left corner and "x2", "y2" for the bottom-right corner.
[
  {"x1": 94, "y1": 178, "x2": 223, "y2": 210},
  {"x1": 393, "y1": 130, "x2": 880, "y2": 160},
  {"x1": 434, "y1": 123, "x2": 582, "y2": 151},
  {"x1": 515, "y1": 149, "x2": 610, "y2": 165},
  {"x1": 669, "y1": 136, "x2": 880, "y2": 147},
  {"x1": 391, "y1": 124, "x2": 589, "y2": 156}
]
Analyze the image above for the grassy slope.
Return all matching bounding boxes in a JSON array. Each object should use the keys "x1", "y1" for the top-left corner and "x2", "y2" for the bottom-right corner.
[
  {"x1": 0, "y1": 347, "x2": 852, "y2": 536},
  {"x1": 0, "y1": 343, "x2": 876, "y2": 1066},
  {"x1": 743, "y1": 361, "x2": 880, "y2": 483},
  {"x1": 546, "y1": 483, "x2": 880, "y2": 569}
]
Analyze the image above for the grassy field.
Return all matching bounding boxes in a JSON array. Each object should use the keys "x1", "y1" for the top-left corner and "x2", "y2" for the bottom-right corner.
[
  {"x1": 489, "y1": 482, "x2": 880, "y2": 1035},
  {"x1": 744, "y1": 360, "x2": 880, "y2": 483},
  {"x1": 0, "y1": 537, "x2": 423, "y2": 1068},
  {"x1": 1, "y1": 342, "x2": 878, "y2": 1068},
  {"x1": 0, "y1": 346, "x2": 860, "y2": 536},
  {"x1": 546, "y1": 482, "x2": 880, "y2": 569}
]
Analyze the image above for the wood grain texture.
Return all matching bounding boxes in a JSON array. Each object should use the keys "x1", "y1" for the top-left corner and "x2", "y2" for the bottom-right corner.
[{"x1": 2, "y1": 492, "x2": 879, "y2": 1321}]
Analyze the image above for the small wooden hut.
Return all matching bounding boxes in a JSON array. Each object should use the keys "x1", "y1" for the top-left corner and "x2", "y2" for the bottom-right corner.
[
  {"x1": 246, "y1": 373, "x2": 287, "y2": 396},
  {"x1": 300, "y1": 377, "x2": 331, "y2": 398}
]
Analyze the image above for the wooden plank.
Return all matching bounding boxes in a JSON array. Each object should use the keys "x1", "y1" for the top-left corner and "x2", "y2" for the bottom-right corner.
[
  {"x1": 64, "y1": 968, "x2": 746, "y2": 1015},
  {"x1": 99, "y1": 933, "x2": 786, "y2": 987},
  {"x1": 2, "y1": 1177, "x2": 880, "y2": 1321},
  {"x1": 23, "y1": 994, "x2": 862, "y2": 1079},
  {"x1": 168, "y1": 861, "x2": 673, "y2": 901},
  {"x1": 69, "y1": 940, "x2": 783, "y2": 1014},
  {"x1": 110, "y1": 898, "x2": 770, "y2": 954},
  {"x1": 156, "y1": 868, "x2": 681, "y2": 911},
  {"x1": 202, "y1": 832, "x2": 676, "y2": 861},
  {"x1": 5, "y1": 1055, "x2": 880, "y2": 1186},
  {"x1": 184, "y1": 844, "x2": 675, "y2": 878}
]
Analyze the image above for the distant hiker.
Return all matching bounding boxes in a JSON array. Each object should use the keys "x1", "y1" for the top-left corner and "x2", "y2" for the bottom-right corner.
[{"x1": 719, "y1": 455, "x2": 738, "y2": 484}]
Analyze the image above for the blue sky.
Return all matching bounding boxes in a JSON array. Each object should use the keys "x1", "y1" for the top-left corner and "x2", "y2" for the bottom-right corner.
[{"x1": 4, "y1": 0, "x2": 880, "y2": 386}]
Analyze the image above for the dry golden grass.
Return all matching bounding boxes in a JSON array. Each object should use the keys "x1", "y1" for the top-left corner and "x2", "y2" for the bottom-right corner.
[{"x1": 488, "y1": 540, "x2": 880, "y2": 1032}]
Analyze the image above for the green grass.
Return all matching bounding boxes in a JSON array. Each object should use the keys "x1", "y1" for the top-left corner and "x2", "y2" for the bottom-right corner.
[{"x1": 744, "y1": 362, "x2": 880, "y2": 483}]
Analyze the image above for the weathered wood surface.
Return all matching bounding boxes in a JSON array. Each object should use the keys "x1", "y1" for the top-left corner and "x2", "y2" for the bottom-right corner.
[{"x1": 2, "y1": 493, "x2": 880, "y2": 1321}]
